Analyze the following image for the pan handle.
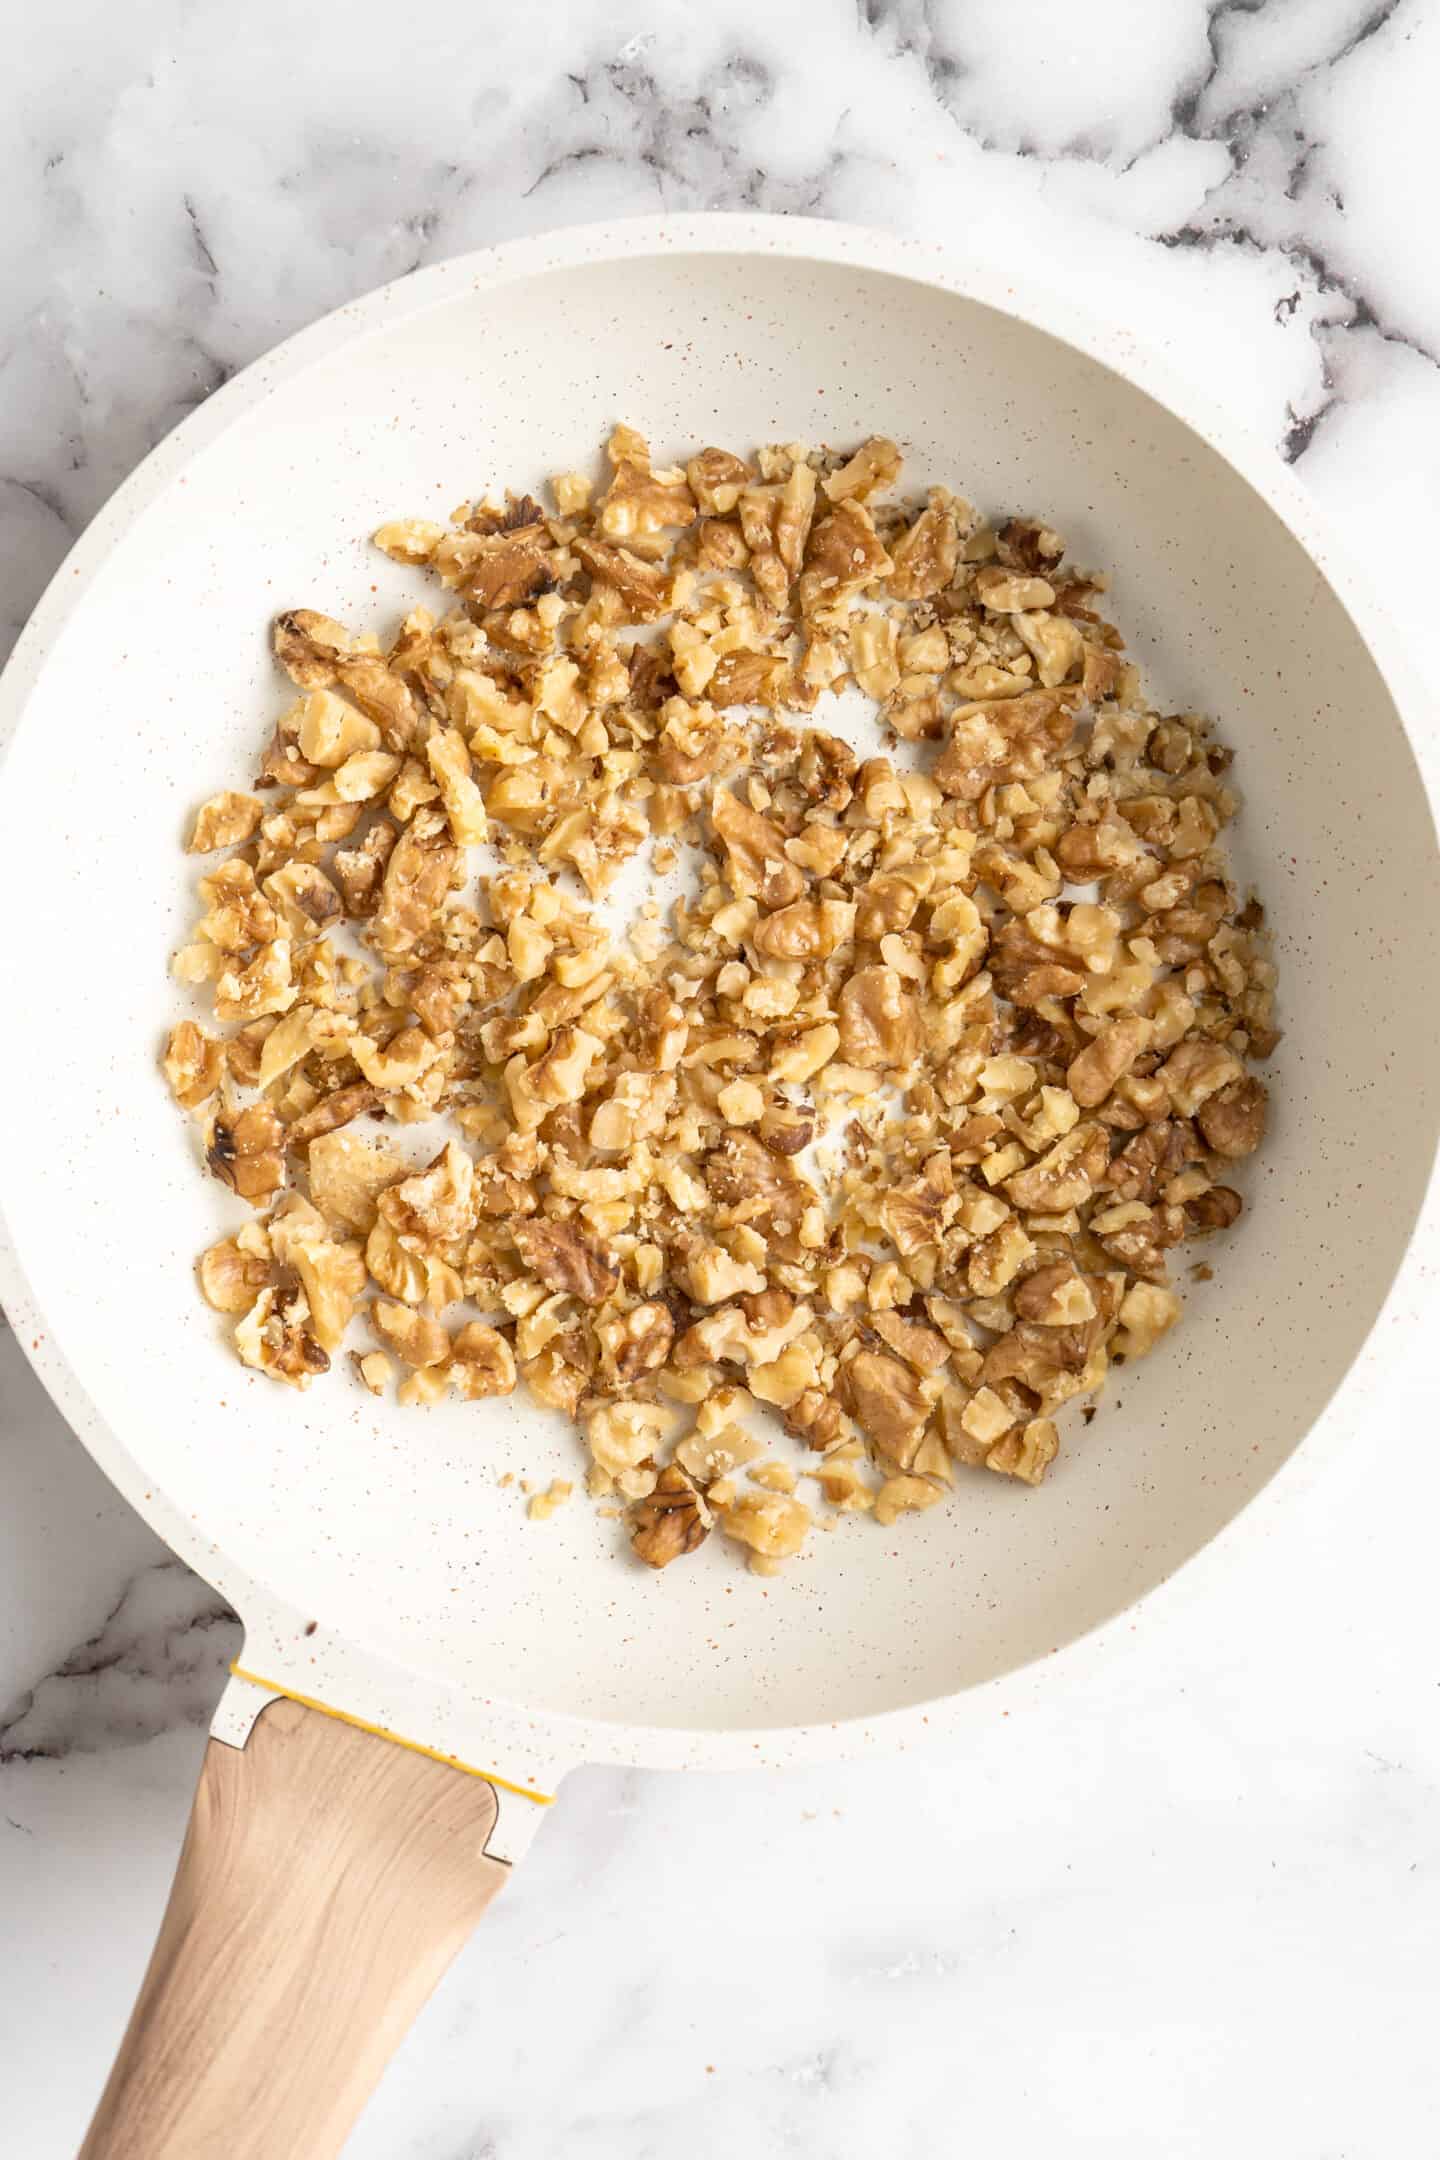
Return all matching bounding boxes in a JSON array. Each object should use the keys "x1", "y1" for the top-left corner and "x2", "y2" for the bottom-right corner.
[{"x1": 78, "y1": 1694, "x2": 512, "y2": 2159}]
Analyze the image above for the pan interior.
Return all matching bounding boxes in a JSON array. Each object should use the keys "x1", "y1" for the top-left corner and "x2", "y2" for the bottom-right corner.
[{"x1": 1, "y1": 242, "x2": 1434, "y2": 1737}]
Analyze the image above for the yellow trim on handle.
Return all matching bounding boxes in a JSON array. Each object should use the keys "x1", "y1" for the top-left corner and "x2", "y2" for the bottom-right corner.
[{"x1": 228, "y1": 1663, "x2": 555, "y2": 1806}]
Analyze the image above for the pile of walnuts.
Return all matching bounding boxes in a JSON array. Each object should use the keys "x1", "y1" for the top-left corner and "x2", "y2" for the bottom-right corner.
[{"x1": 164, "y1": 426, "x2": 1276, "y2": 1572}]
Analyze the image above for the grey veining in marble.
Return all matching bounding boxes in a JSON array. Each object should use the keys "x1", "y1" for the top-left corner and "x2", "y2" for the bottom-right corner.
[{"x1": 3, "y1": 4, "x2": 1439, "y2": 2155}]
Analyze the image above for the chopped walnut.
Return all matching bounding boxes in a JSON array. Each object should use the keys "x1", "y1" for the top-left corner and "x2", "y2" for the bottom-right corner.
[
  {"x1": 718, "y1": 1489, "x2": 812, "y2": 1564},
  {"x1": 1161, "y1": 1039, "x2": 1244, "y2": 1117},
  {"x1": 837, "y1": 966, "x2": 920, "y2": 1069},
  {"x1": 1197, "y1": 1077, "x2": 1268, "y2": 1159},
  {"x1": 189, "y1": 791, "x2": 264, "y2": 853},
  {"x1": 873, "y1": 1473, "x2": 946, "y2": 1526},
  {"x1": 163, "y1": 1021, "x2": 224, "y2": 1110},
  {"x1": 307, "y1": 1130, "x2": 404, "y2": 1234},
  {"x1": 973, "y1": 565, "x2": 1056, "y2": 613},
  {"x1": 843, "y1": 1351, "x2": 929, "y2": 1461},
  {"x1": 449, "y1": 1322, "x2": 518, "y2": 1400},
  {"x1": 1114, "y1": 1282, "x2": 1182, "y2": 1360},
  {"x1": 987, "y1": 1417, "x2": 1059, "y2": 1485},
  {"x1": 630, "y1": 1464, "x2": 712, "y2": 1567},
  {"x1": 198, "y1": 1236, "x2": 273, "y2": 1314},
  {"x1": 234, "y1": 1279, "x2": 329, "y2": 1388},
  {"x1": 513, "y1": 1217, "x2": 618, "y2": 1306},
  {"x1": 354, "y1": 1349, "x2": 394, "y2": 1396},
  {"x1": 369, "y1": 1298, "x2": 451, "y2": 1369},
  {"x1": 172, "y1": 424, "x2": 1275, "y2": 1573},
  {"x1": 1067, "y1": 1016, "x2": 1152, "y2": 1109},
  {"x1": 207, "y1": 1104, "x2": 286, "y2": 1203}
]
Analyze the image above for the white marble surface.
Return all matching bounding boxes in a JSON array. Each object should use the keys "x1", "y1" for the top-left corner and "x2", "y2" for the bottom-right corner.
[{"x1": 3, "y1": 3, "x2": 1440, "y2": 2153}]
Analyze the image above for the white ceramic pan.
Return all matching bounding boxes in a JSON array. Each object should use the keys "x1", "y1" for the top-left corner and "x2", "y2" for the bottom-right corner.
[{"x1": 1, "y1": 216, "x2": 1437, "y2": 2158}]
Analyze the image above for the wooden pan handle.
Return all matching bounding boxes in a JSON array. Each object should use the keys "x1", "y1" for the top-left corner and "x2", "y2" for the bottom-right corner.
[{"x1": 79, "y1": 1695, "x2": 510, "y2": 2160}]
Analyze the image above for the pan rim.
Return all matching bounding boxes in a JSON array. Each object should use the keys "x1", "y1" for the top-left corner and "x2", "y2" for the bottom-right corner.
[{"x1": 2, "y1": 210, "x2": 1436, "y2": 1774}]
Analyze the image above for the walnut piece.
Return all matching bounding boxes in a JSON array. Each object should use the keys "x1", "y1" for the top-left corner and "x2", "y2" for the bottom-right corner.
[
  {"x1": 207, "y1": 1105, "x2": 286, "y2": 1203},
  {"x1": 189, "y1": 791, "x2": 263, "y2": 853},
  {"x1": 449, "y1": 1322, "x2": 518, "y2": 1400},
  {"x1": 513, "y1": 1218, "x2": 618, "y2": 1306},
  {"x1": 630, "y1": 1464, "x2": 712, "y2": 1567},
  {"x1": 163, "y1": 1021, "x2": 224, "y2": 1109},
  {"x1": 718, "y1": 1490, "x2": 812, "y2": 1563},
  {"x1": 1197, "y1": 1077, "x2": 1268, "y2": 1159}
]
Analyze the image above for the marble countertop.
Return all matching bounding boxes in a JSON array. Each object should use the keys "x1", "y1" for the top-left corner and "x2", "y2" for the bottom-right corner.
[{"x1": 3, "y1": 4, "x2": 1439, "y2": 2154}]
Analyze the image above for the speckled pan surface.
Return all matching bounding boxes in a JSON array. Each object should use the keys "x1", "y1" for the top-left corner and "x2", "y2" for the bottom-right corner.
[{"x1": 1, "y1": 216, "x2": 1437, "y2": 1806}]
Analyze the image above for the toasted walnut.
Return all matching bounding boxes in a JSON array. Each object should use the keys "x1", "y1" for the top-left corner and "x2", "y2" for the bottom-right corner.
[
  {"x1": 177, "y1": 425, "x2": 1274, "y2": 1564},
  {"x1": 718, "y1": 1489, "x2": 812, "y2": 1562},
  {"x1": 295, "y1": 689, "x2": 381, "y2": 768},
  {"x1": 973, "y1": 564, "x2": 1056, "y2": 612},
  {"x1": 449, "y1": 1321, "x2": 518, "y2": 1399},
  {"x1": 514, "y1": 1217, "x2": 619, "y2": 1306},
  {"x1": 1067, "y1": 1016, "x2": 1153, "y2": 1109},
  {"x1": 506, "y1": 1026, "x2": 601, "y2": 1131},
  {"x1": 371, "y1": 813, "x2": 460, "y2": 958},
  {"x1": 872, "y1": 1473, "x2": 945, "y2": 1526},
  {"x1": 1005, "y1": 1124, "x2": 1107, "y2": 1212},
  {"x1": 213, "y1": 940, "x2": 297, "y2": 1025},
  {"x1": 350, "y1": 1024, "x2": 440, "y2": 1092},
  {"x1": 854, "y1": 872, "x2": 924, "y2": 941},
  {"x1": 1013, "y1": 1263, "x2": 1095, "y2": 1327},
  {"x1": 1014, "y1": 610, "x2": 1084, "y2": 688},
  {"x1": 711, "y1": 788, "x2": 806, "y2": 908},
  {"x1": 843, "y1": 1351, "x2": 929, "y2": 1460},
  {"x1": 630, "y1": 1464, "x2": 712, "y2": 1567},
  {"x1": 426, "y1": 728, "x2": 489, "y2": 847},
  {"x1": 365, "y1": 1215, "x2": 427, "y2": 1304},
  {"x1": 604, "y1": 1300, "x2": 675, "y2": 1381},
  {"x1": 308, "y1": 1130, "x2": 404, "y2": 1234},
  {"x1": 188, "y1": 791, "x2": 263, "y2": 853},
  {"x1": 687, "y1": 448, "x2": 752, "y2": 515},
  {"x1": 207, "y1": 1105, "x2": 285, "y2": 1203},
  {"x1": 837, "y1": 966, "x2": 920, "y2": 1069},
  {"x1": 752, "y1": 898, "x2": 855, "y2": 960},
  {"x1": 710, "y1": 649, "x2": 790, "y2": 708},
  {"x1": 370, "y1": 1298, "x2": 451, "y2": 1369},
  {"x1": 1114, "y1": 1282, "x2": 1182, "y2": 1360},
  {"x1": 441, "y1": 513, "x2": 553, "y2": 609},
  {"x1": 684, "y1": 1243, "x2": 768, "y2": 1305},
  {"x1": 1198, "y1": 1077, "x2": 1267, "y2": 1158},
  {"x1": 574, "y1": 534, "x2": 670, "y2": 620},
  {"x1": 587, "y1": 1399, "x2": 670, "y2": 1478},
  {"x1": 198, "y1": 1237, "x2": 272, "y2": 1314},
  {"x1": 262, "y1": 862, "x2": 345, "y2": 941},
  {"x1": 967, "y1": 1218, "x2": 1036, "y2": 1297},
  {"x1": 997, "y1": 518, "x2": 1065, "y2": 573},
  {"x1": 284, "y1": 1082, "x2": 384, "y2": 1147},
  {"x1": 797, "y1": 500, "x2": 893, "y2": 612},
  {"x1": 284, "y1": 1227, "x2": 367, "y2": 1354},
  {"x1": 332, "y1": 822, "x2": 397, "y2": 917},
  {"x1": 887, "y1": 504, "x2": 958, "y2": 600},
  {"x1": 1161, "y1": 1039, "x2": 1243, "y2": 1117},
  {"x1": 163, "y1": 1021, "x2": 224, "y2": 1109},
  {"x1": 987, "y1": 1418, "x2": 1059, "y2": 1485},
  {"x1": 353, "y1": 1349, "x2": 394, "y2": 1396},
  {"x1": 823, "y1": 437, "x2": 901, "y2": 502},
  {"x1": 273, "y1": 609, "x2": 357, "y2": 688},
  {"x1": 373, "y1": 518, "x2": 446, "y2": 563},
  {"x1": 380, "y1": 1141, "x2": 474, "y2": 1247},
  {"x1": 1185, "y1": 1184, "x2": 1243, "y2": 1230},
  {"x1": 235, "y1": 1283, "x2": 330, "y2": 1388},
  {"x1": 869, "y1": 1310, "x2": 950, "y2": 1374}
]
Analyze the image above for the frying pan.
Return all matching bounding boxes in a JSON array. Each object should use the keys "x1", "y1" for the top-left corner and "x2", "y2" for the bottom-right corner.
[{"x1": 1, "y1": 215, "x2": 1437, "y2": 2158}]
